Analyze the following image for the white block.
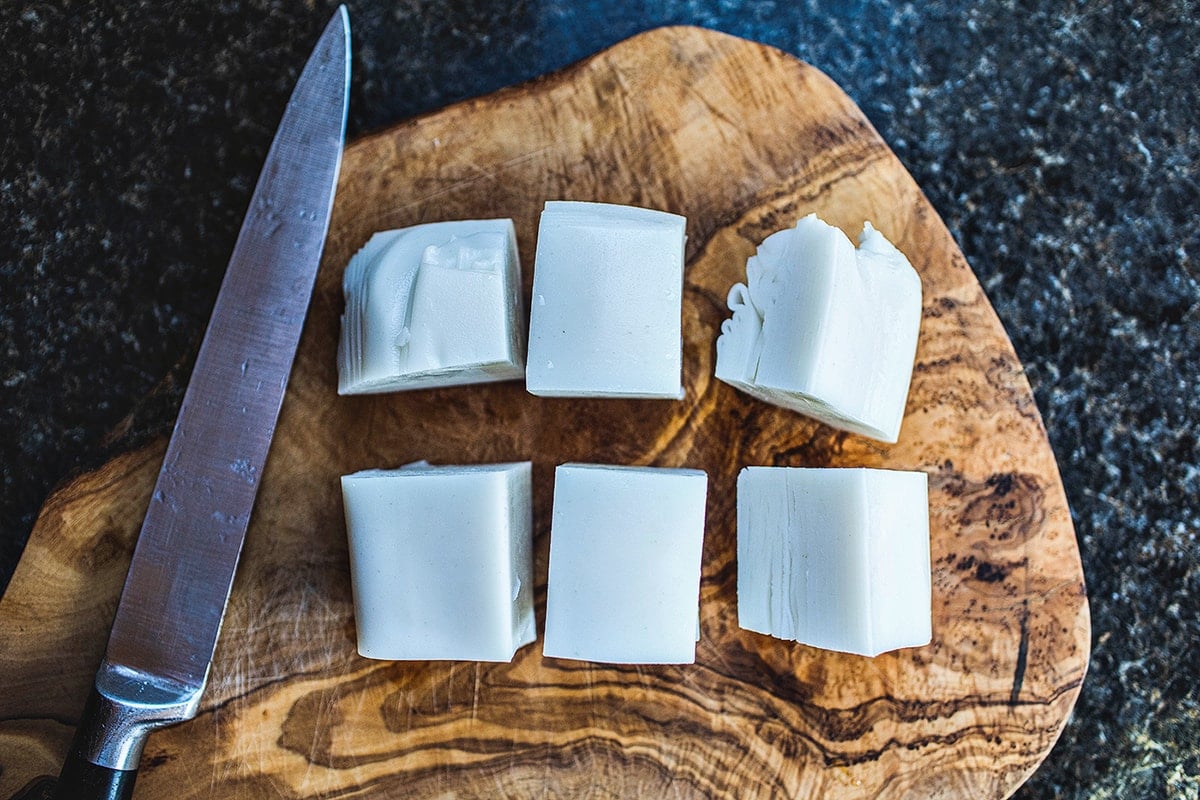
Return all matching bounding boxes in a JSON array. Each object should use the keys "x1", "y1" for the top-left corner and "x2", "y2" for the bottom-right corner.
[
  {"x1": 715, "y1": 214, "x2": 922, "y2": 442},
  {"x1": 338, "y1": 219, "x2": 525, "y2": 394},
  {"x1": 543, "y1": 464, "x2": 708, "y2": 664},
  {"x1": 737, "y1": 467, "x2": 930, "y2": 656},
  {"x1": 526, "y1": 201, "x2": 687, "y2": 399},
  {"x1": 341, "y1": 462, "x2": 535, "y2": 661}
]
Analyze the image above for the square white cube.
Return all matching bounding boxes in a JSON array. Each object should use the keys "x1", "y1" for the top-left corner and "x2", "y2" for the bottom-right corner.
[
  {"x1": 715, "y1": 214, "x2": 922, "y2": 442},
  {"x1": 338, "y1": 219, "x2": 526, "y2": 394},
  {"x1": 543, "y1": 464, "x2": 708, "y2": 664},
  {"x1": 526, "y1": 201, "x2": 687, "y2": 399},
  {"x1": 737, "y1": 467, "x2": 931, "y2": 656},
  {"x1": 341, "y1": 462, "x2": 535, "y2": 661}
]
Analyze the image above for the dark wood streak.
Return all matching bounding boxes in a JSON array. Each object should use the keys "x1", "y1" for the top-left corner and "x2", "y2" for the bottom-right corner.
[
  {"x1": 0, "y1": 713, "x2": 78, "y2": 728},
  {"x1": 257, "y1": 637, "x2": 1085, "y2": 776},
  {"x1": 933, "y1": 470, "x2": 1046, "y2": 541},
  {"x1": 695, "y1": 646, "x2": 1085, "y2": 739},
  {"x1": 317, "y1": 737, "x2": 791, "y2": 798},
  {"x1": 733, "y1": 149, "x2": 894, "y2": 245},
  {"x1": 1011, "y1": 600, "x2": 1032, "y2": 705}
]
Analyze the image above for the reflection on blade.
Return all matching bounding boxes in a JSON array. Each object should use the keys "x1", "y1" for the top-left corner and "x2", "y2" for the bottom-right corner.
[{"x1": 104, "y1": 9, "x2": 349, "y2": 691}]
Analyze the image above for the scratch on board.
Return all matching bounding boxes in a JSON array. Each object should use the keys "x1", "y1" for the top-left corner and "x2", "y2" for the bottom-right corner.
[{"x1": 366, "y1": 145, "x2": 555, "y2": 228}]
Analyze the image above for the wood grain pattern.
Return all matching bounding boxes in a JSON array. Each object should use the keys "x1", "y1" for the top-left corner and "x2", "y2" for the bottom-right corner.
[{"x1": 0, "y1": 26, "x2": 1089, "y2": 799}]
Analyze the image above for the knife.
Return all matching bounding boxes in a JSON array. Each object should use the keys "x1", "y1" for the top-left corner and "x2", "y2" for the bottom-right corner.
[{"x1": 52, "y1": 9, "x2": 350, "y2": 799}]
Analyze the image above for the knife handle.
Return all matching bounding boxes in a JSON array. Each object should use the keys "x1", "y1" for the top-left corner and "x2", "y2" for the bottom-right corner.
[
  {"x1": 54, "y1": 749, "x2": 136, "y2": 800},
  {"x1": 53, "y1": 681, "x2": 142, "y2": 800},
  {"x1": 51, "y1": 666, "x2": 202, "y2": 800},
  {"x1": 52, "y1": 686, "x2": 146, "y2": 800}
]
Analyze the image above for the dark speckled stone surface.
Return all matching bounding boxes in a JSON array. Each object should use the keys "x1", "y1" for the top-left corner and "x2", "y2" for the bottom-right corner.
[{"x1": 2, "y1": 1, "x2": 1197, "y2": 796}]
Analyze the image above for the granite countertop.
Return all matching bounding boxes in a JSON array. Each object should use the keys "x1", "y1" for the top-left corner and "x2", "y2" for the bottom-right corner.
[{"x1": 2, "y1": 0, "x2": 1196, "y2": 796}]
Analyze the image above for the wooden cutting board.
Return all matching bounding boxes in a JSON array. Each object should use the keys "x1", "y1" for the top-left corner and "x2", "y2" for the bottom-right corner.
[{"x1": 0, "y1": 26, "x2": 1089, "y2": 800}]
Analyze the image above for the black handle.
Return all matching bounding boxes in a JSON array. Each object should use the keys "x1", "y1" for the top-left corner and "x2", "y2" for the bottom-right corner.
[{"x1": 52, "y1": 751, "x2": 137, "y2": 800}]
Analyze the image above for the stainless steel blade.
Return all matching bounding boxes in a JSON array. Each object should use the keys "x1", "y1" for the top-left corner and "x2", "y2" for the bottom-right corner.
[{"x1": 67, "y1": 8, "x2": 349, "y2": 775}]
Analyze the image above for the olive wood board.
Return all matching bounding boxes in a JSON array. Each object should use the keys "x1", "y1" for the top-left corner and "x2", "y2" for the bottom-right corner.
[{"x1": 0, "y1": 25, "x2": 1089, "y2": 800}]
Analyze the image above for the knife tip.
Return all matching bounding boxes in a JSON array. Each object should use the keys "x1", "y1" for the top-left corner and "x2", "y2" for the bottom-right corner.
[
  {"x1": 321, "y1": 4, "x2": 351, "y2": 114},
  {"x1": 333, "y1": 4, "x2": 350, "y2": 36}
]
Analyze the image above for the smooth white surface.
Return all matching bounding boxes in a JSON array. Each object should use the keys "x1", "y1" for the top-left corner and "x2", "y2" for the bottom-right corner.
[
  {"x1": 736, "y1": 466, "x2": 931, "y2": 657},
  {"x1": 338, "y1": 219, "x2": 525, "y2": 394},
  {"x1": 543, "y1": 464, "x2": 708, "y2": 664},
  {"x1": 526, "y1": 201, "x2": 687, "y2": 399},
  {"x1": 341, "y1": 462, "x2": 535, "y2": 661},
  {"x1": 715, "y1": 214, "x2": 922, "y2": 442}
]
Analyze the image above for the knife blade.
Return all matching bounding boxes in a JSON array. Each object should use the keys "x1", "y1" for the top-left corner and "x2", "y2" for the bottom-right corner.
[{"x1": 53, "y1": 8, "x2": 350, "y2": 799}]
